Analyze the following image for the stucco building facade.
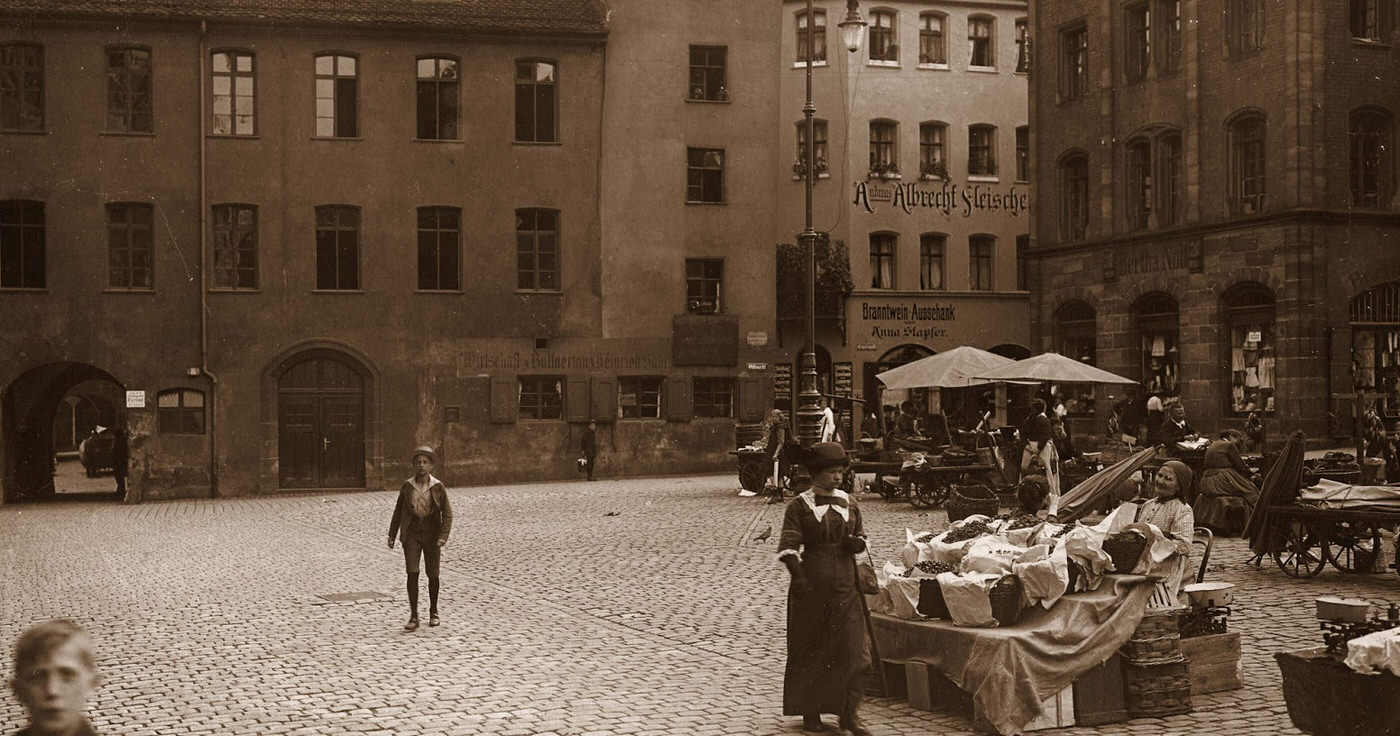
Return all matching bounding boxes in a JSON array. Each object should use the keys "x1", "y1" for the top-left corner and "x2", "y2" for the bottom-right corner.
[{"x1": 1027, "y1": 0, "x2": 1400, "y2": 445}]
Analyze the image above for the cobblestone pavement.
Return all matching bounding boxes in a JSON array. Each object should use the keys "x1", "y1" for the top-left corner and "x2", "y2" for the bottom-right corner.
[{"x1": 1, "y1": 473, "x2": 1396, "y2": 735}]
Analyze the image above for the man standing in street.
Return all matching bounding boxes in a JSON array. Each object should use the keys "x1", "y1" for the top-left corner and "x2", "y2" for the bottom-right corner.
[
  {"x1": 581, "y1": 420, "x2": 598, "y2": 481},
  {"x1": 110, "y1": 428, "x2": 127, "y2": 500},
  {"x1": 387, "y1": 447, "x2": 452, "y2": 631},
  {"x1": 8, "y1": 619, "x2": 102, "y2": 736}
]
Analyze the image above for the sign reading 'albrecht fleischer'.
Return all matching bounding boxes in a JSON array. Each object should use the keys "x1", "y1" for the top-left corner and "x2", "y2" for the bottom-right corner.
[{"x1": 852, "y1": 180, "x2": 1030, "y2": 217}]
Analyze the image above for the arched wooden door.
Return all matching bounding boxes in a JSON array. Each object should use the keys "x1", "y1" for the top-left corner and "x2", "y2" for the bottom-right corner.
[{"x1": 278, "y1": 356, "x2": 365, "y2": 489}]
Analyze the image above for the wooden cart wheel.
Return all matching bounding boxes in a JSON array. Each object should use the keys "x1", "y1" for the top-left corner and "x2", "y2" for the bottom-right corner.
[
  {"x1": 913, "y1": 475, "x2": 949, "y2": 507},
  {"x1": 738, "y1": 459, "x2": 767, "y2": 494},
  {"x1": 903, "y1": 472, "x2": 931, "y2": 508},
  {"x1": 1325, "y1": 520, "x2": 1381, "y2": 573},
  {"x1": 1273, "y1": 519, "x2": 1327, "y2": 578}
]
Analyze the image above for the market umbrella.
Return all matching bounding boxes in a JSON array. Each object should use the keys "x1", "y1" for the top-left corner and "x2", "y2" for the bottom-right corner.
[
  {"x1": 1245, "y1": 430, "x2": 1306, "y2": 557},
  {"x1": 975, "y1": 352, "x2": 1139, "y2": 385},
  {"x1": 875, "y1": 345, "x2": 1015, "y2": 389},
  {"x1": 1054, "y1": 445, "x2": 1158, "y2": 522}
]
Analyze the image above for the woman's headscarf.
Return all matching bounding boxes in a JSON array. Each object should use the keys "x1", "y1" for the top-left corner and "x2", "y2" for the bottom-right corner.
[{"x1": 1161, "y1": 460, "x2": 1194, "y2": 500}]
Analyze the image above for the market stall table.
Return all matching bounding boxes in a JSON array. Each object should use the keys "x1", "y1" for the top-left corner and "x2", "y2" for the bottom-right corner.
[{"x1": 871, "y1": 574, "x2": 1158, "y2": 735}]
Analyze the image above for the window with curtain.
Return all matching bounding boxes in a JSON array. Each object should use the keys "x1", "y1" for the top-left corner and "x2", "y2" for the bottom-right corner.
[
  {"x1": 1015, "y1": 19, "x2": 1030, "y2": 73},
  {"x1": 796, "y1": 10, "x2": 827, "y2": 63},
  {"x1": 969, "y1": 235, "x2": 994, "y2": 291},
  {"x1": 920, "y1": 14, "x2": 947, "y2": 64},
  {"x1": 919, "y1": 234, "x2": 944, "y2": 290},
  {"x1": 870, "y1": 232, "x2": 896, "y2": 289},
  {"x1": 969, "y1": 17, "x2": 994, "y2": 67},
  {"x1": 869, "y1": 11, "x2": 898, "y2": 63},
  {"x1": 869, "y1": 120, "x2": 897, "y2": 173},
  {"x1": 968, "y1": 124, "x2": 996, "y2": 176},
  {"x1": 796, "y1": 119, "x2": 829, "y2": 174},
  {"x1": 919, "y1": 122, "x2": 946, "y2": 178},
  {"x1": 518, "y1": 376, "x2": 563, "y2": 420}
]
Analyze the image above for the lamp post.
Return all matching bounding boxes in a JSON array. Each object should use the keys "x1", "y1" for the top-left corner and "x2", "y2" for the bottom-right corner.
[{"x1": 797, "y1": 0, "x2": 865, "y2": 447}]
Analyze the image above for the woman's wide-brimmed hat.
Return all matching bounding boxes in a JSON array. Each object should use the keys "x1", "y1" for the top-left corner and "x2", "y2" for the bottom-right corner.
[
  {"x1": 797, "y1": 441, "x2": 851, "y2": 472},
  {"x1": 410, "y1": 446, "x2": 437, "y2": 464}
]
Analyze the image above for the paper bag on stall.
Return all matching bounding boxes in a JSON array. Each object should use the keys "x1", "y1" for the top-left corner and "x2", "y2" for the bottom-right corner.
[
  {"x1": 1013, "y1": 543, "x2": 1071, "y2": 608},
  {"x1": 885, "y1": 575, "x2": 923, "y2": 619},
  {"x1": 937, "y1": 571, "x2": 1002, "y2": 628},
  {"x1": 959, "y1": 535, "x2": 1024, "y2": 576}
]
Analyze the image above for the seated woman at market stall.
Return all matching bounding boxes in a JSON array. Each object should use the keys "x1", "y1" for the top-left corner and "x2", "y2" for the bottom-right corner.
[
  {"x1": 1192, "y1": 429, "x2": 1259, "y2": 536},
  {"x1": 1134, "y1": 460, "x2": 1196, "y2": 597},
  {"x1": 777, "y1": 443, "x2": 874, "y2": 736}
]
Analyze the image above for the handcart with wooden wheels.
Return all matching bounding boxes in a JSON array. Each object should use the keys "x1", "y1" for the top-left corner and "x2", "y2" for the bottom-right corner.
[
  {"x1": 1268, "y1": 505, "x2": 1400, "y2": 579},
  {"x1": 896, "y1": 461, "x2": 1000, "y2": 508},
  {"x1": 730, "y1": 449, "x2": 778, "y2": 495}
]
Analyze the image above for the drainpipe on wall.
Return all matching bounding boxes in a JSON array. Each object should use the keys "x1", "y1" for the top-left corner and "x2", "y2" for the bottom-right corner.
[{"x1": 199, "y1": 20, "x2": 220, "y2": 498}]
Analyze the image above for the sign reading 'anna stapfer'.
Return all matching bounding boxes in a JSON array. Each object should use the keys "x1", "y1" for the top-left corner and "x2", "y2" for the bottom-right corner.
[{"x1": 852, "y1": 180, "x2": 1029, "y2": 217}]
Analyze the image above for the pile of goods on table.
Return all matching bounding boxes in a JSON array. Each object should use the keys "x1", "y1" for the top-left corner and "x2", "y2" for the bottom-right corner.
[{"x1": 869, "y1": 502, "x2": 1185, "y2": 629}]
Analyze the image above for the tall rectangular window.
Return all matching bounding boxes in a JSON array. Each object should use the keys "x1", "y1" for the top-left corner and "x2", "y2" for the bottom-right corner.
[
  {"x1": 211, "y1": 50, "x2": 254, "y2": 136},
  {"x1": 516, "y1": 60, "x2": 557, "y2": 142},
  {"x1": 516, "y1": 208, "x2": 559, "y2": 291},
  {"x1": 619, "y1": 377, "x2": 663, "y2": 419},
  {"x1": 919, "y1": 234, "x2": 944, "y2": 290},
  {"x1": 518, "y1": 376, "x2": 563, "y2": 420},
  {"x1": 869, "y1": 11, "x2": 898, "y2": 63},
  {"x1": 796, "y1": 119, "x2": 829, "y2": 173},
  {"x1": 0, "y1": 200, "x2": 44, "y2": 289},
  {"x1": 968, "y1": 125, "x2": 996, "y2": 176},
  {"x1": 1352, "y1": 0, "x2": 1396, "y2": 40},
  {"x1": 919, "y1": 123, "x2": 946, "y2": 178},
  {"x1": 417, "y1": 207, "x2": 460, "y2": 291},
  {"x1": 1061, "y1": 155, "x2": 1090, "y2": 241},
  {"x1": 693, "y1": 377, "x2": 735, "y2": 418},
  {"x1": 1015, "y1": 19, "x2": 1030, "y2": 73},
  {"x1": 1125, "y1": 4, "x2": 1151, "y2": 82},
  {"x1": 920, "y1": 15, "x2": 947, "y2": 64},
  {"x1": 314, "y1": 54, "x2": 358, "y2": 138},
  {"x1": 1160, "y1": 0, "x2": 1182, "y2": 73},
  {"x1": 688, "y1": 46, "x2": 726, "y2": 101},
  {"x1": 1227, "y1": 0, "x2": 1265, "y2": 54},
  {"x1": 796, "y1": 10, "x2": 827, "y2": 63},
  {"x1": 211, "y1": 204, "x2": 257, "y2": 290},
  {"x1": 107, "y1": 203, "x2": 153, "y2": 289},
  {"x1": 315, "y1": 206, "x2": 359, "y2": 290},
  {"x1": 686, "y1": 147, "x2": 725, "y2": 203},
  {"x1": 1060, "y1": 26, "x2": 1088, "y2": 102},
  {"x1": 1016, "y1": 235, "x2": 1030, "y2": 291},
  {"x1": 1015, "y1": 126, "x2": 1030, "y2": 182},
  {"x1": 1351, "y1": 110, "x2": 1394, "y2": 209},
  {"x1": 1160, "y1": 133, "x2": 1182, "y2": 225},
  {"x1": 869, "y1": 233, "x2": 896, "y2": 289},
  {"x1": 106, "y1": 47, "x2": 152, "y2": 133},
  {"x1": 416, "y1": 56, "x2": 459, "y2": 140},
  {"x1": 685, "y1": 258, "x2": 722, "y2": 314},
  {"x1": 869, "y1": 120, "x2": 896, "y2": 172},
  {"x1": 0, "y1": 43, "x2": 43, "y2": 132},
  {"x1": 969, "y1": 18, "x2": 994, "y2": 67},
  {"x1": 1231, "y1": 116, "x2": 1266, "y2": 214},
  {"x1": 1127, "y1": 139, "x2": 1153, "y2": 229},
  {"x1": 969, "y1": 236, "x2": 994, "y2": 291}
]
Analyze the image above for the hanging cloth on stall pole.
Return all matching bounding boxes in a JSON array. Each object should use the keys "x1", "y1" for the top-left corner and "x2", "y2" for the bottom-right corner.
[{"x1": 1245, "y1": 430, "x2": 1306, "y2": 557}]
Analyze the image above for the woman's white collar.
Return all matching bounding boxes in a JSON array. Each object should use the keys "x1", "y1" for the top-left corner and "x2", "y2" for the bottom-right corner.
[{"x1": 800, "y1": 489, "x2": 851, "y2": 521}]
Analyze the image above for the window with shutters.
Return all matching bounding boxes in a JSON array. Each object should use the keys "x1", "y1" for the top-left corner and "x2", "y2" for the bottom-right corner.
[
  {"x1": 314, "y1": 53, "x2": 358, "y2": 138},
  {"x1": 619, "y1": 377, "x2": 663, "y2": 419},
  {"x1": 519, "y1": 376, "x2": 563, "y2": 420},
  {"x1": 693, "y1": 377, "x2": 734, "y2": 418}
]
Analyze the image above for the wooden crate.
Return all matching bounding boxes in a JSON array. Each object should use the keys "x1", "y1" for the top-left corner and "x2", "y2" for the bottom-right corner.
[
  {"x1": 1073, "y1": 653, "x2": 1128, "y2": 726},
  {"x1": 1022, "y1": 685, "x2": 1076, "y2": 732},
  {"x1": 1179, "y1": 632, "x2": 1243, "y2": 694},
  {"x1": 903, "y1": 661, "x2": 972, "y2": 713}
]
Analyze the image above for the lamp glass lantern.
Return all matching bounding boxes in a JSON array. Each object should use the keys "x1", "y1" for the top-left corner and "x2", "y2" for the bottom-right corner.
[{"x1": 838, "y1": 2, "x2": 868, "y2": 53}]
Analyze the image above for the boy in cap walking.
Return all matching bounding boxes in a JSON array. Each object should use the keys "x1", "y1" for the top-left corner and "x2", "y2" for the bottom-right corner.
[{"x1": 387, "y1": 446, "x2": 453, "y2": 631}]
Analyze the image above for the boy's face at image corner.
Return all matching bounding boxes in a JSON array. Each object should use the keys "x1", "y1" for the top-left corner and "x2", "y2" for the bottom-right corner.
[
  {"x1": 413, "y1": 456, "x2": 434, "y2": 476},
  {"x1": 12, "y1": 639, "x2": 99, "y2": 735}
]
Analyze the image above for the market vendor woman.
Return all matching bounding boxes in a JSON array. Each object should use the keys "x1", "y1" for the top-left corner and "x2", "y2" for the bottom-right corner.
[
  {"x1": 777, "y1": 442, "x2": 874, "y2": 736},
  {"x1": 1135, "y1": 460, "x2": 1196, "y2": 597}
]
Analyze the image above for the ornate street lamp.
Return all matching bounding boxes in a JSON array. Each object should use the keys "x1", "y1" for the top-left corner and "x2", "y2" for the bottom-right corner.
[{"x1": 796, "y1": 0, "x2": 864, "y2": 447}]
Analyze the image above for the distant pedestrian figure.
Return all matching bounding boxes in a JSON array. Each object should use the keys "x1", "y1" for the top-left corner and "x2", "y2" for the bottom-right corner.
[
  {"x1": 110, "y1": 428, "x2": 128, "y2": 499},
  {"x1": 387, "y1": 447, "x2": 452, "y2": 631},
  {"x1": 8, "y1": 618, "x2": 102, "y2": 736},
  {"x1": 581, "y1": 420, "x2": 598, "y2": 481},
  {"x1": 778, "y1": 442, "x2": 874, "y2": 736}
]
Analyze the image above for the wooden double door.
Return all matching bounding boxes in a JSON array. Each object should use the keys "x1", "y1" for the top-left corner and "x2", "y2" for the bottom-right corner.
[{"x1": 278, "y1": 356, "x2": 364, "y2": 489}]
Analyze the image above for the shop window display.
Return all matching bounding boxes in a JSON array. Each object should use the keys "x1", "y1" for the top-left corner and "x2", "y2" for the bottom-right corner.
[
  {"x1": 1229, "y1": 323, "x2": 1275, "y2": 413},
  {"x1": 1354, "y1": 328, "x2": 1400, "y2": 417},
  {"x1": 1055, "y1": 301, "x2": 1097, "y2": 415}
]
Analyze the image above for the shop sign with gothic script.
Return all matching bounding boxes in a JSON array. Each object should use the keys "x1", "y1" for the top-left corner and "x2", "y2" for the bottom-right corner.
[{"x1": 852, "y1": 180, "x2": 1029, "y2": 217}]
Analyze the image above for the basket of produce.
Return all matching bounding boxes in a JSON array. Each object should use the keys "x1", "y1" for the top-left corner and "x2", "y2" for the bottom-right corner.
[
  {"x1": 988, "y1": 574, "x2": 1025, "y2": 626},
  {"x1": 1124, "y1": 658, "x2": 1192, "y2": 717},
  {"x1": 942, "y1": 518, "x2": 993, "y2": 543},
  {"x1": 947, "y1": 484, "x2": 1000, "y2": 522},
  {"x1": 916, "y1": 576, "x2": 950, "y2": 619},
  {"x1": 1102, "y1": 528, "x2": 1149, "y2": 573}
]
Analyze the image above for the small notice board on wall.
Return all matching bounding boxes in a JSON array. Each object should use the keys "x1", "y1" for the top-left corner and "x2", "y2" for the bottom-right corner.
[
  {"x1": 774, "y1": 363, "x2": 792, "y2": 410},
  {"x1": 834, "y1": 362, "x2": 854, "y2": 438},
  {"x1": 125, "y1": 391, "x2": 145, "y2": 409}
]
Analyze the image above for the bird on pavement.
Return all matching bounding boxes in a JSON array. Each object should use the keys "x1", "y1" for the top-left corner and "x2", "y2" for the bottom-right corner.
[
  {"x1": 604, "y1": 511, "x2": 620, "y2": 517},
  {"x1": 753, "y1": 524, "x2": 772, "y2": 543}
]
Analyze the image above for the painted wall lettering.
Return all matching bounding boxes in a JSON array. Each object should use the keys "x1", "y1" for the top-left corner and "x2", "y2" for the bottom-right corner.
[{"x1": 853, "y1": 180, "x2": 1029, "y2": 217}]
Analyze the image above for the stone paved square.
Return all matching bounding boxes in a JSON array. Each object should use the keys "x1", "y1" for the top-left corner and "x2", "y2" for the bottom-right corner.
[{"x1": 2, "y1": 475, "x2": 1395, "y2": 735}]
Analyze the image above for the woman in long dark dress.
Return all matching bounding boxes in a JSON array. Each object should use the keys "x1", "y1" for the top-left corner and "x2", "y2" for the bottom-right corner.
[
  {"x1": 777, "y1": 442, "x2": 873, "y2": 735},
  {"x1": 1193, "y1": 430, "x2": 1259, "y2": 535}
]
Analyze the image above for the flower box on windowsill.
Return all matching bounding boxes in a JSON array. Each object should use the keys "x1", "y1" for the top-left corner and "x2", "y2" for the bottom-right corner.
[{"x1": 919, "y1": 174, "x2": 946, "y2": 182}]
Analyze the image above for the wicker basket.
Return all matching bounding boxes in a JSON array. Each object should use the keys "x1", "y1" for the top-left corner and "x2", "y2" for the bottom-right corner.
[
  {"x1": 1124, "y1": 658, "x2": 1192, "y2": 717},
  {"x1": 989, "y1": 575, "x2": 1025, "y2": 626},
  {"x1": 917, "y1": 578, "x2": 949, "y2": 619},
  {"x1": 1102, "y1": 530, "x2": 1149, "y2": 573},
  {"x1": 1123, "y1": 607, "x2": 1184, "y2": 663},
  {"x1": 942, "y1": 447, "x2": 977, "y2": 466},
  {"x1": 947, "y1": 484, "x2": 1000, "y2": 522}
]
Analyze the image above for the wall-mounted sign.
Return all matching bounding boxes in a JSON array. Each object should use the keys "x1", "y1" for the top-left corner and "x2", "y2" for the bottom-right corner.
[
  {"x1": 774, "y1": 363, "x2": 792, "y2": 402},
  {"x1": 856, "y1": 343, "x2": 879, "y2": 352},
  {"x1": 746, "y1": 330, "x2": 769, "y2": 347},
  {"x1": 847, "y1": 294, "x2": 1029, "y2": 352},
  {"x1": 747, "y1": 362, "x2": 768, "y2": 371},
  {"x1": 125, "y1": 390, "x2": 145, "y2": 409},
  {"x1": 853, "y1": 180, "x2": 1029, "y2": 217},
  {"x1": 1117, "y1": 242, "x2": 1186, "y2": 277},
  {"x1": 1247, "y1": 330, "x2": 1262, "y2": 344}
]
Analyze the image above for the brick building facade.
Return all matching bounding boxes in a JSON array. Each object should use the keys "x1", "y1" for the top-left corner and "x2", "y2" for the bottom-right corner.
[{"x1": 1028, "y1": 0, "x2": 1400, "y2": 445}]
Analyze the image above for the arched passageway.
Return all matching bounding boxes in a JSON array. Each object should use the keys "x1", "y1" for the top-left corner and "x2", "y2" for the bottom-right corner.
[{"x1": 3, "y1": 362, "x2": 126, "y2": 503}]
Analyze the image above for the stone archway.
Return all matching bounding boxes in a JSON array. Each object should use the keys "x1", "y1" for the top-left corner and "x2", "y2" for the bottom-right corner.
[{"x1": 2, "y1": 362, "x2": 126, "y2": 503}]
